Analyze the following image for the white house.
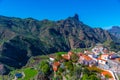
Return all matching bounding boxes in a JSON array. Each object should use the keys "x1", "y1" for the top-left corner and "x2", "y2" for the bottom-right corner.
[
  {"x1": 97, "y1": 58, "x2": 107, "y2": 65},
  {"x1": 100, "y1": 54, "x2": 109, "y2": 60}
]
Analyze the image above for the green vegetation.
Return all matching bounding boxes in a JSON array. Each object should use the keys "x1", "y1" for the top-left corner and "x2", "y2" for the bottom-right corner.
[
  {"x1": 0, "y1": 39, "x2": 8, "y2": 45},
  {"x1": 87, "y1": 66, "x2": 103, "y2": 73},
  {"x1": 103, "y1": 40, "x2": 120, "y2": 52},
  {"x1": 105, "y1": 74, "x2": 112, "y2": 79},
  {"x1": 82, "y1": 74, "x2": 89, "y2": 80},
  {"x1": 10, "y1": 68, "x2": 38, "y2": 80},
  {"x1": 71, "y1": 53, "x2": 79, "y2": 62},
  {"x1": 39, "y1": 55, "x2": 49, "y2": 59},
  {"x1": 23, "y1": 68, "x2": 38, "y2": 80},
  {"x1": 89, "y1": 75, "x2": 100, "y2": 80},
  {"x1": 117, "y1": 74, "x2": 120, "y2": 80},
  {"x1": 0, "y1": 75, "x2": 9, "y2": 80},
  {"x1": 39, "y1": 60, "x2": 50, "y2": 75},
  {"x1": 28, "y1": 55, "x2": 49, "y2": 63},
  {"x1": 81, "y1": 67, "x2": 100, "y2": 80},
  {"x1": 72, "y1": 64, "x2": 82, "y2": 79},
  {"x1": 56, "y1": 52, "x2": 67, "y2": 55},
  {"x1": 71, "y1": 48, "x2": 85, "y2": 53},
  {"x1": 64, "y1": 61, "x2": 74, "y2": 72},
  {"x1": 71, "y1": 48, "x2": 92, "y2": 53},
  {"x1": 55, "y1": 52, "x2": 67, "y2": 61}
]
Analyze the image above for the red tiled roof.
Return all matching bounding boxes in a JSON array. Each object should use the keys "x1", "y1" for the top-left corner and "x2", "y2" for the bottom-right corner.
[
  {"x1": 53, "y1": 66, "x2": 58, "y2": 72},
  {"x1": 101, "y1": 71, "x2": 113, "y2": 78},
  {"x1": 52, "y1": 62, "x2": 60, "y2": 72},
  {"x1": 53, "y1": 62, "x2": 60, "y2": 67},
  {"x1": 99, "y1": 54, "x2": 109, "y2": 59},
  {"x1": 62, "y1": 54, "x2": 70, "y2": 60},
  {"x1": 82, "y1": 55, "x2": 92, "y2": 61},
  {"x1": 68, "y1": 51, "x2": 73, "y2": 56},
  {"x1": 61, "y1": 51, "x2": 74, "y2": 60},
  {"x1": 116, "y1": 58, "x2": 120, "y2": 61}
]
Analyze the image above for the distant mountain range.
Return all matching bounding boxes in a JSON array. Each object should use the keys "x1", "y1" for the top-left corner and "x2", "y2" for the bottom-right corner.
[
  {"x1": 108, "y1": 26, "x2": 120, "y2": 39},
  {"x1": 0, "y1": 14, "x2": 119, "y2": 74}
]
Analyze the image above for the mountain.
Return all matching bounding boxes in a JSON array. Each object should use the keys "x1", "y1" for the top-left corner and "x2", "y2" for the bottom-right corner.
[
  {"x1": 0, "y1": 14, "x2": 119, "y2": 73},
  {"x1": 108, "y1": 26, "x2": 120, "y2": 39}
]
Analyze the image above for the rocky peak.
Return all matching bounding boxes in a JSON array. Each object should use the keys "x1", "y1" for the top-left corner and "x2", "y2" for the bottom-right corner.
[
  {"x1": 66, "y1": 14, "x2": 79, "y2": 22},
  {"x1": 73, "y1": 14, "x2": 79, "y2": 21}
]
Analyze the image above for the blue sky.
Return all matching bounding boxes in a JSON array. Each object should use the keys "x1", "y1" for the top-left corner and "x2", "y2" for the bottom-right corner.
[{"x1": 0, "y1": 0, "x2": 120, "y2": 29}]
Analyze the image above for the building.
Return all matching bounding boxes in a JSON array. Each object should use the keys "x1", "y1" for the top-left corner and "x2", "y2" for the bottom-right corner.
[
  {"x1": 107, "y1": 59, "x2": 120, "y2": 72},
  {"x1": 100, "y1": 54, "x2": 109, "y2": 60},
  {"x1": 109, "y1": 54, "x2": 119, "y2": 59},
  {"x1": 61, "y1": 51, "x2": 73, "y2": 60},
  {"x1": 97, "y1": 58, "x2": 107, "y2": 65},
  {"x1": 52, "y1": 61, "x2": 60, "y2": 72},
  {"x1": 15, "y1": 73, "x2": 23, "y2": 79},
  {"x1": 78, "y1": 54, "x2": 97, "y2": 67}
]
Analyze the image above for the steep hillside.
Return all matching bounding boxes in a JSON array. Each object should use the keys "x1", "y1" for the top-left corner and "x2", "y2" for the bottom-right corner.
[
  {"x1": 108, "y1": 26, "x2": 120, "y2": 39},
  {"x1": 0, "y1": 14, "x2": 119, "y2": 73}
]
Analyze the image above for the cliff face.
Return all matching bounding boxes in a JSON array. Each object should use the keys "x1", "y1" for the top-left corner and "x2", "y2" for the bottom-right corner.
[
  {"x1": 0, "y1": 14, "x2": 118, "y2": 72},
  {"x1": 108, "y1": 26, "x2": 120, "y2": 39}
]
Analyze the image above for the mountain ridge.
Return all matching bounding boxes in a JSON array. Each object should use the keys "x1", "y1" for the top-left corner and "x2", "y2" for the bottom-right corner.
[
  {"x1": 0, "y1": 14, "x2": 119, "y2": 74},
  {"x1": 108, "y1": 26, "x2": 120, "y2": 39}
]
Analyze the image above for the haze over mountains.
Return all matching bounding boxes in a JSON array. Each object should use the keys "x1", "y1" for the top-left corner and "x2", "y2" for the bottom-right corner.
[
  {"x1": 108, "y1": 26, "x2": 120, "y2": 39},
  {"x1": 0, "y1": 14, "x2": 119, "y2": 73}
]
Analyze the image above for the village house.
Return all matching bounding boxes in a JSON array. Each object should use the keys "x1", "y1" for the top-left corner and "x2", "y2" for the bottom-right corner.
[
  {"x1": 92, "y1": 54, "x2": 99, "y2": 58},
  {"x1": 97, "y1": 58, "x2": 107, "y2": 65},
  {"x1": 109, "y1": 54, "x2": 119, "y2": 59},
  {"x1": 107, "y1": 59, "x2": 120, "y2": 73},
  {"x1": 14, "y1": 73, "x2": 23, "y2": 80},
  {"x1": 52, "y1": 61, "x2": 60, "y2": 72},
  {"x1": 84, "y1": 50, "x2": 92, "y2": 54},
  {"x1": 78, "y1": 53, "x2": 97, "y2": 67},
  {"x1": 92, "y1": 46, "x2": 105, "y2": 55},
  {"x1": 92, "y1": 47, "x2": 101, "y2": 55},
  {"x1": 92, "y1": 45, "x2": 110, "y2": 56},
  {"x1": 49, "y1": 54, "x2": 55, "y2": 61},
  {"x1": 61, "y1": 54, "x2": 70, "y2": 60},
  {"x1": 100, "y1": 54, "x2": 109, "y2": 60},
  {"x1": 61, "y1": 51, "x2": 73, "y2": 60}
]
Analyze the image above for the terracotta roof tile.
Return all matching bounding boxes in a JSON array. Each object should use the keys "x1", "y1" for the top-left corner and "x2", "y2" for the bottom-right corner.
[
  {"x1": 53, "y1": 62, "x2": 60, "y2": 67},
  {"x1": 52, "y1": 62, "x2": 60, "y2": 72},
  {"x1": 82, "y1": 55, "x2": 92, "y2": 61},
  {"x1": 101, "y1": 71, "x2": 113, "y2": 78},
  {"x1": 68, "y1": 51, "x2": 73, "y2": 56},
  {"x1": 62, "y1": 54, "x2": 70, "y2": 60}
]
